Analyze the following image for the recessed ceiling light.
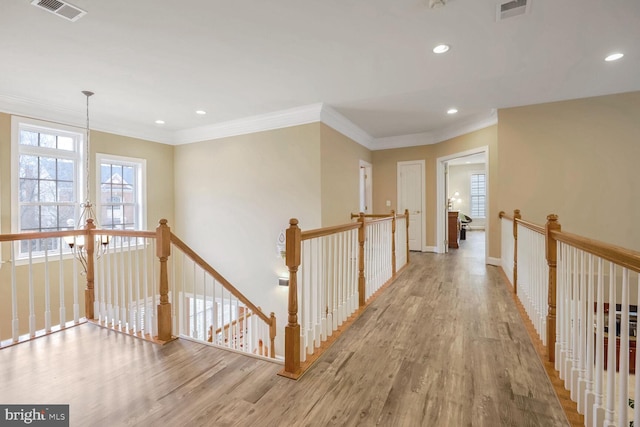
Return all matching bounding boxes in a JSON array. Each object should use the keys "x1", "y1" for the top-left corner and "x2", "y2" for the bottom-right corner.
[
  {"x1": 155, "y1": 120, "x2": 165, "y2": 125},
  {"x1": 433, "y1": 44, "x2": 450, "y2": 54},
  {"x1": 447, "y1": 108, "x2": 458, "y2": 114},
  {"x1": 605, "y1": 53, "x2": 624, "y2": 62},
  {"x1": 195, "y1": 110, "x2": 207, "y2": 115}
]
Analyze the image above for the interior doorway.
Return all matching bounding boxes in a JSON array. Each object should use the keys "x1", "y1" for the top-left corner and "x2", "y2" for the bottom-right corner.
[
  {"x1": 436, "y1": 147, "x2": 489, "y2": 261},
  {"x1": 397, "y1": 160, "x2": 425, "y2": 251}
]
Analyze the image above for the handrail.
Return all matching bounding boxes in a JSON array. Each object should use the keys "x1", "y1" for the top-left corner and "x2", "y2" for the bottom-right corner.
[
  {"x1": 551, "y1": 229, "x2": 640, "y2": 274},
  {"x1": 0, "y1": 229, "x2": 85, "y2": 242},
  {"x1": 364, "y1": 216, "x2": 394, "y2": 225},
  {"x1": 169, "y1": 232, "x2": 271, "y2": 324},
  {"x1": 350, "y1": 213, "x2": 391, "y2": 219},
  {"x1": 498, "y1": 211, "x2": 514, "y2": 221},
  {"x1": 301, "y1": 222, "x2": 361, "y2": 241},
  {"x1": 516, "y1": 218, "x2": 545, "y2": 234}
]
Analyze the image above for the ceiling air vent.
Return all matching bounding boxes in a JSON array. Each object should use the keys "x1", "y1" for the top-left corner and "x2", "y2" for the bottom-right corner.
[
  {"x1": 31, "y1": 0, "x2": 87, "y2": 22},
  {"x1": 496, "y1": 0, "x2": 530, "y2": 20}
]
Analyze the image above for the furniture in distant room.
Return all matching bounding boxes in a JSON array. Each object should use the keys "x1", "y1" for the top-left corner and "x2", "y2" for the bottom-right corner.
[
  {"x1": 459, "y1": 213, "x2": 472, "y2": 240},
  {"x1": 448, "y1": 211, "x2": 461, "y2": 249}
]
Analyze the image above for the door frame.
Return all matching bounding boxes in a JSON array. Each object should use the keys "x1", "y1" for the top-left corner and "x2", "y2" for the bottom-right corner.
[
  {"x1": 397, "y1": 160, "x2": 426, "y2": 252},
  {"x1": 436, "y1": 146, "x2": 489, "y2": 258}
]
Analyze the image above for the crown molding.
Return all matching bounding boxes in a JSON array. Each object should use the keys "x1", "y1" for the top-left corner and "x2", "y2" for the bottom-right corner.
[
  {"x1": 320, "y1": 105, "x2": 374, "y2": 149},
  {"x1": 0, "y1": 94, "x2": 175, "y2": 145},
  {"x1": 0, "y1": 93, "x2": 497, "y2": 150},
  {"x1": 172, "y1": 103, "x2": 324, "y2": 145},
  {"x1": 370, "y1": 109, "x2": 498, "y2": 151}
]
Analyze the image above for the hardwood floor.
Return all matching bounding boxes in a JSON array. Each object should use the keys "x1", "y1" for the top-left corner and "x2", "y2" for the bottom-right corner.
[{"x1": 0, "y1": 230, "x2": 568, "y2": 426}]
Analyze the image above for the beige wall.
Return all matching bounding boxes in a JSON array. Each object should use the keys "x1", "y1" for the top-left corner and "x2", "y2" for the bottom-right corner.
[
  {"x1": 320, "y1": 124, "x2": 372, "y2": 226},
  {"x1": 372, "y1": 125, "x2": 498, "y2": 257},
  {"x1": 0, "y1": 112, "x2": 175, "y2": 339},
  {"x1": 498, "y1": 91, "x2": 640, "y2": 251},
  {"x1": 173, "y1": 123, "x2": 322, "y2": 354}
]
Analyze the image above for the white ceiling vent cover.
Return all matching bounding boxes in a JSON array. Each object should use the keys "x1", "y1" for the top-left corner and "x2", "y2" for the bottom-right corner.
[
  {"x1": 31, "y1": 0, "x2": 87, "y2": 22},
  {"x1": 496, "y1": 0, "x2": 530, "y2": 20}
]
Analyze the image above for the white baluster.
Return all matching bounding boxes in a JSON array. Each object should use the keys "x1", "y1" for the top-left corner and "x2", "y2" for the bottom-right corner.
[
  {"x1": 577, "y1": 250, "x2": 587, "y2": 413},
  {"x1": 618, "y1": 268, "x2": 629, "y2": 427},
  {"x1": 593, "y1": 258, "x2": 605, "y2": 426},
  {"x1": 59, "y1": 238, "x2": 66, "y2": 328},
  {"x1": 28, "y1": 243, "x2": 35, "y2": 337},
  {"x1": 604, "y1": 263, "x2": 616, "y2": 426},
  {"x1": 584, "y1": 254, "x2": 595, "y2": 425},
  {"x1": 44, "y1": 246, "x2": 51, "y2": 333},
  {"x1": 11, "y1": 244, "x2": 19, "y2": 342}
]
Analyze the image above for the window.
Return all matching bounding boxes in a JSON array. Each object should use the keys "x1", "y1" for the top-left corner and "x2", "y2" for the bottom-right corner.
[
  {"x1": 12, "y1": 117, "x2": 82, "y2": 256},
  {"x1": 97, "y1": 154, "x2": 146, "y2": 232},
  {"x1": 470, "y1": 173, "x2": 486, "y2": 218}
]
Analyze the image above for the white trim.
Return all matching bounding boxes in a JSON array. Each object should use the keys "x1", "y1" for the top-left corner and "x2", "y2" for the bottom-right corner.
[
  {"x1": 371, "y1": 110, "x2": 497, "y2": 151},
  {"x1": 487, "y1": 257, "x2": 501, "y2": 267},
  {"x1": 321, "y1": 105, "x2": 373, "y2": 149},
  {"x1": 0, "y1": 95, "x2": 495, "y2": 150},
  {"x1": 437, "y1": 146, "x2": 489, "y2": 257},
  {"x1": 96, "y1": 153, "x2": 147, "y2": 231},
  {"x1": 0, "y1": 94, "x2": 174, "y2": 146},
  {"x1": 359, "y1": 160, "x2": 373, "y2": 214},
  {"x1": 173, "y1": 103, "x2": 324, "y2": 145},
  {"x1": 397, "y1": 160, "x2": 426, "y2": 253}
]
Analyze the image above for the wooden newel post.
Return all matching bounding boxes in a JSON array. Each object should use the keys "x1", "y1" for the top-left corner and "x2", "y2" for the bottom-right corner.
[
  {"x1": 513, "y1": 209, "x2": 521, "y2": 295},
  {"x1": 284, "y1": 218, "x2": 301, "y2": 376},
  {"x1": 156, "y1": 219, "x2": 172, "y2": 341},
  {"x1": 85, "y1": 219, "x2": 96, "y2": 320},
  {"x1": 391, "y1": 210, "x2": 397, "y2": 276},
  {"x1": 545, "y1": 214, "x2": 560, "y2": 363},
  {"x1": 358, "y1": 213, "x2": 366, "y2": 307},
  {"x1": 269, "y1": 312, "x2": 277, "y2": 359}
]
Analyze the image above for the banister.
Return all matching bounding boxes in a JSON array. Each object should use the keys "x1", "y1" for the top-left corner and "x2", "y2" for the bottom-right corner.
[
  {"x1": 516, "y1": 218, "x2": 545, "y2": 234},
  {"x1": 350, "y1": 213, "x2": 392, "y2": 219},
  {"x1": 301, "y1": 222, "x2": 361, "y2": 240},
  {"x1": 551, "y1": 228, "x2": 640, "y2": 274},
  {"x1": 498, "y1": 210, "x2": 514, "y2": 221},
  {"x1": 169, "y1": 232, "x2": 271, "y2": 325}
]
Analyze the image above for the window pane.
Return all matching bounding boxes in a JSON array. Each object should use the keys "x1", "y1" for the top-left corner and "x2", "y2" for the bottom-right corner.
[
  {"x1": 59, "y1": 206, "x2": 75, "y2": 229},
  {"x1": 20, "y1": 130, "x2": 38, "y2": 146},
  {"x1": 19, "y1": 178, "x2": 39, "y2": 202},
  {"x1": 39, "y1": 157, "x2": 57, "y2": 179},
  {"x1": 57, "y1": 136, "x2": 74, "y2": 151},
  {"x1": 20, "y1": 205, "x2": 40, "y2": 231},
  {"x1": 58, "y1": 181, "x2": 75, "y2": 202},
  {"x1": 41, "y1": 206, "x2": 58, "y2": 230},
  {"x1": 58, "y1": 159, "x2": 74, "y2": 181},
  {"x1": 40, "y1": 133, "x2": 56, "y2": 148},
  {"x1": 19, "y1": 155, "x2": 39, "y2": 178},
  {"x1": 39, "y1": 180, "x2": 57, "y2": 202}
]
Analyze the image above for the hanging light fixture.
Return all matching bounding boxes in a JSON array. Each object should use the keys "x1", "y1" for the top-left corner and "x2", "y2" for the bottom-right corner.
[{"x1": 65, "y1": 90, "x2": 109, "y2": 274}]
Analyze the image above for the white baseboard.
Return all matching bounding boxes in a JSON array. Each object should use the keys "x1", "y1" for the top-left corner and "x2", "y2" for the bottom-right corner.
[
  {"x1": 423, "y1": 246, "x2": 438, "y2": 253},
  {"x1": 486, "y1": 257, "x2": 501, "y2": 266}
]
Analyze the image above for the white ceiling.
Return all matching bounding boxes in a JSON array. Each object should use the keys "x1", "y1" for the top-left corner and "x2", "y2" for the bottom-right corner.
[{"x1": 0, "y1": 0, "x2": 638, "y2": 148}]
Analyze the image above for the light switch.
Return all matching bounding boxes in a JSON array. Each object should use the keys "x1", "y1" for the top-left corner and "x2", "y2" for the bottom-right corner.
[{"x1": 386, "y1": 200, "x2": 391, "y2": 207}]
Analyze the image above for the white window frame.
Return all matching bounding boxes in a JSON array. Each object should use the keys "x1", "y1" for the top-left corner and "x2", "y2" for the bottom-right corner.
[
  {"x1": 11, "y1": 116, "x2": 84, "y2": 260},
  {"x1": 470, "y1": 171, "x2": 486, "y2": 219},
  {"x1": 96, "y1": 153, "x2": 147, "y2": 232}
]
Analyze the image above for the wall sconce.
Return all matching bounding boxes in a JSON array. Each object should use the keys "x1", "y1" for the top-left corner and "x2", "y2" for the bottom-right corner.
[{"x1": 278, "y1": 277, "x2": 289, "y2": 287}]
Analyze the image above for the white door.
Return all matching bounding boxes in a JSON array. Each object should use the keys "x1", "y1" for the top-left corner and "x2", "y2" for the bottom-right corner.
[{"x1": 397, "y1": 161, "x2": 424, "y2": 251}]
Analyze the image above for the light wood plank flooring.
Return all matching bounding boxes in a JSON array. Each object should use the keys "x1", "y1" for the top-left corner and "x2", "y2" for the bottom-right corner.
[{"x1": 0, "y1": 231, "x2": 568, "y2": 426}]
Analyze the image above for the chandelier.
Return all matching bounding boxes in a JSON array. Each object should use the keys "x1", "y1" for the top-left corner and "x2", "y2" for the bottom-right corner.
[{"x1": 64, "y1": 90, "x2": 109, "y2": 274}]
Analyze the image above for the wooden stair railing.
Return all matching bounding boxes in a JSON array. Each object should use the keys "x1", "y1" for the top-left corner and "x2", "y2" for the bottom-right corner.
[
  {"x1": 0, "y1": 219, "x2": 276, "y2": 360},
  {"x1": 499, "y1": 209, "x2": 640, "y2": 426},
  {"x1": 282, "y1": 210, "x2": 410, "y2": 379},
  {"x1": 169, "y1": 232, "x2": 276, "y2": 358}
]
